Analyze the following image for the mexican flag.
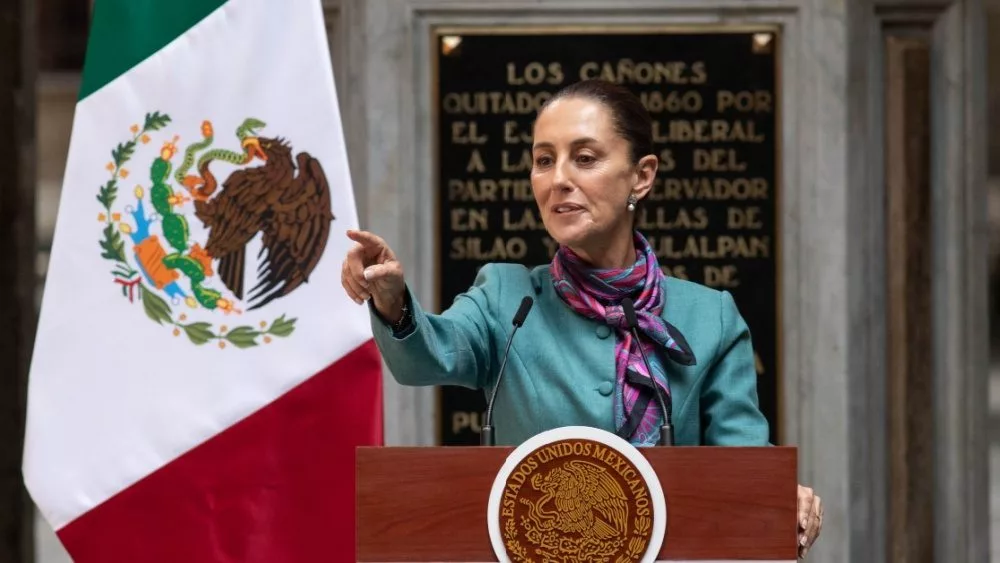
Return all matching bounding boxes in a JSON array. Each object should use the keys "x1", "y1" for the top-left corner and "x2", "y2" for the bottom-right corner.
[{"x1": 22, "y1": 0, "x2": 383, "y2": 561}]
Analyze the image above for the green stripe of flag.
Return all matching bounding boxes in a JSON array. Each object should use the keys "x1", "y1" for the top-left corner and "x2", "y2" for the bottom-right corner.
[{"x1": 79, "y1": 0, "x2": 228, "y2": 101}]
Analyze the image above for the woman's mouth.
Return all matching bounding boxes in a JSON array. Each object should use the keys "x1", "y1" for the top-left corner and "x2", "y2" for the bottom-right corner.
[{"x1": 551, "y1": 203, "x2": 584, "y2": 215}]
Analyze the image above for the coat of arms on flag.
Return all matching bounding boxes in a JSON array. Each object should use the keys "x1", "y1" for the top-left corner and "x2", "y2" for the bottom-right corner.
[{"x1": 97, "y1": 112, "x2": 333, "y2": 348}]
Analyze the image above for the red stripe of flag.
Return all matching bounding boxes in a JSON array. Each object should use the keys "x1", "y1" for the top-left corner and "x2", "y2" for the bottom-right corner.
[{"x1": 57, "y1": 340, "x2": 383, "y2": 562}]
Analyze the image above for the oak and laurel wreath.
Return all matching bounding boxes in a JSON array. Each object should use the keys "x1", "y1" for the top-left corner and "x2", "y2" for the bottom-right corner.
[
  {"x1": 502, "y1": 518, "x2": 530, "y2": 562},
  {"x1": 619, "y1": 515, "x2": 651, "y2": 562},
  {"x1": 97, "y1": 111, "x2": 296, "y2": 348}
]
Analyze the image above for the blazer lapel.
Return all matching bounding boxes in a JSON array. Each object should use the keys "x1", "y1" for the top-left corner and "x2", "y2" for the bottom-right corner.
[
  {"x1": 658, "y1": 277, "x2": 697, "y2": 367},
  {"x1": 658, "y1": 278, "x2": 698, "y2": 421}
]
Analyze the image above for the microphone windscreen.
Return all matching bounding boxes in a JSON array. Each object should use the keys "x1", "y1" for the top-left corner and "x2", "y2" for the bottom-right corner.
[
  {"x1": 621, "y1": 297, "x2": 638, "y2": 329},
  {"x1": 513, "y1": 296, "x2": 534, "y2": 326}
]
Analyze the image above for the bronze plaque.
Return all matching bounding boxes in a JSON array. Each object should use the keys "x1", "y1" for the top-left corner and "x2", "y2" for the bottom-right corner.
[{"x1": 434, "y1": 27, "x2": 781, "y2": 446}]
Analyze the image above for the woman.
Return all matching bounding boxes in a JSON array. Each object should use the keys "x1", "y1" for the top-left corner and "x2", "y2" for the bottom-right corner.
[{"x1": 341, "y1": 79, "x2": 822, "y2": 557}]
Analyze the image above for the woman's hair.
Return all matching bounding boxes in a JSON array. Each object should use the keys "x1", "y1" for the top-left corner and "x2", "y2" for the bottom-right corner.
[{"x1": 536, "y1": 79, "x2": 654, "y2": 164}]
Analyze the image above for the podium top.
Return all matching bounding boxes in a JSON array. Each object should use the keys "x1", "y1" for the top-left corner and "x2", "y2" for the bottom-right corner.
[{"x1": 357, "y1": 446, "x2": 797, "y2": 562}]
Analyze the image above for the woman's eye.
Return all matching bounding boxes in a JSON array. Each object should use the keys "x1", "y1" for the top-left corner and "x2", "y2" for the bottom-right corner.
[
  {"x1": 534, "y1": 156, "x2": 552, "y2": 167},
  {"x1": 577, "y1": 154, "x2": 596, "y2": 165}
]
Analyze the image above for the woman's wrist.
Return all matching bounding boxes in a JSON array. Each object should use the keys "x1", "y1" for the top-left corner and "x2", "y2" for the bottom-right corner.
[
  {"x1": 372, "y1": 289, "x2": 413, "y2": 336},
  {"x1": 374, "y1": 289, "x2": 407, "y2": 324},
  {"x1": 389, "y1": 299, "x2": 412, "y2": 334}
]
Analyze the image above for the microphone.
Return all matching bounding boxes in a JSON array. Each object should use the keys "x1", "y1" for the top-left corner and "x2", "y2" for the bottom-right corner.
[
  {"x1": 481, "y1": 296, "x2": 534, "y2": 446},
  {"x1": 621, "y1": 297, "x2": 674, "y2": 446}
]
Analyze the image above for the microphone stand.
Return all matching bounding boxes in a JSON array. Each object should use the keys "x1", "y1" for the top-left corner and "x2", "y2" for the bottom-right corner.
[
  {"x1": 481, "y1": 296, "x2": 533, "y2": 446},
  {"x1": 622, "y1": 298, "x2": 674, "y2": 447}
]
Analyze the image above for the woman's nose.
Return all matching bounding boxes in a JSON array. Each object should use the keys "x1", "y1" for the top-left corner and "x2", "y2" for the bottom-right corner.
[{"x1": 552, "y1": 159, "x2": 572, "y2": 192}]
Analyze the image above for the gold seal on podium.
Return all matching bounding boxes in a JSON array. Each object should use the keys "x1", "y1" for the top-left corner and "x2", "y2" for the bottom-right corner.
[{"x1": 488, "y1": 427, "x2": 667, "y2": 563}]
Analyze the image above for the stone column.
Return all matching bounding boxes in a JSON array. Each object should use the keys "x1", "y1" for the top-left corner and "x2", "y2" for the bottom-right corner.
[
  {"x1": 930, "y1": 2, "x2": 990, "y2": 560},
  {"x1": 789, "y1": 0, "x2": 886, "y2": 559},
  {"x1": 0, "y1": 0, "x2": 37, "y2": 561}
]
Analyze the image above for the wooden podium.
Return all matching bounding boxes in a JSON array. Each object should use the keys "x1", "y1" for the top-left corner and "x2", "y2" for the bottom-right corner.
[{"x1": 357, "y1": 445, "x2": 798, "y2": 561}]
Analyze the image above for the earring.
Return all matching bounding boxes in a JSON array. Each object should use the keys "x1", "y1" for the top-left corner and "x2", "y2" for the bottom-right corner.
[{"x1": 627, "y1": 194, "x2": 637, "y2": 211}]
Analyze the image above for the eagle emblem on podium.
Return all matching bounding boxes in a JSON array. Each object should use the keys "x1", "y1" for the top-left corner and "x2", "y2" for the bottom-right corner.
[
  {"x1": 95, "y1": 112, "x2": 333, "y2": 349},
  {"x1": 496, "y1": 437, "x2": 656, "y2": 562},
  {"x1": 525, "y1": 460, "x2": 629, "y2": 542}
]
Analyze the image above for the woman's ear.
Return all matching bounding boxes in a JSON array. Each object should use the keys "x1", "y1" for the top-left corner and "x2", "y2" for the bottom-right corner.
[{"x1": 632, "y1": 154, "x2": 659, "y2": 201}]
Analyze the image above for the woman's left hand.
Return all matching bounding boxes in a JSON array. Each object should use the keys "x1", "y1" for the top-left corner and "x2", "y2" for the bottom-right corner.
[{"x1": 797, "y1": 484, "x2": 823, "y2": 558}]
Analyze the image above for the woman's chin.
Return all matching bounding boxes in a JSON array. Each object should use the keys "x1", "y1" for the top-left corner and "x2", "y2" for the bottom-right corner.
[
  {"x1": 546, "y1": 225, "x2": 592, "y2": 251},
  {"x1": 546, "y1": 224, "x2": 575, "y2": 241}
]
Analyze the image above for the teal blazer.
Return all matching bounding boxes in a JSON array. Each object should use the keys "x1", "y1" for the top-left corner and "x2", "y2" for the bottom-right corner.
[{"x1": 369, "y1": 263, "x2": 770, "y2": 447}]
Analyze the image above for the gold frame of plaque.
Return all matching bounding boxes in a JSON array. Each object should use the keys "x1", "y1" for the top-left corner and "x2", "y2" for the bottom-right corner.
[{"x1": 429, "y1": 24, "x2": 784, "y2": 447}]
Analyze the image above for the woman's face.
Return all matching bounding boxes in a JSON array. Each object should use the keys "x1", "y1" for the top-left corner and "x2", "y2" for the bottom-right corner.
[{"x1": 530, "y1": 97, "x2": 655, "y2": 256}]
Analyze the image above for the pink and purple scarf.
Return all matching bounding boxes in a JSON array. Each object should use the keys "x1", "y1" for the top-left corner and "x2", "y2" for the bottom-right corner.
[{"x1": 550, "y1": 231, "x2": 695, "y2": 446}]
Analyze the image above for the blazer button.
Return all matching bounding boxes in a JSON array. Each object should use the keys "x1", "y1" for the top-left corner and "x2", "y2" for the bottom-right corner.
[
  {"x1": 596, "y1": 325, "x2": 611, "y2": 339},
  {"x1": 598, "y1": 381, "x2": 614, "y2": 396}
]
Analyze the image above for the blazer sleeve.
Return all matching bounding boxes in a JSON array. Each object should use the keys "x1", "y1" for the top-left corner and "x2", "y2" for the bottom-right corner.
[
  {"x1": 367, "y1": 263, "x2": 499, "y2": 390},
  {"x1": 699, "y1": 290, "x2": 771, "y2": 446}
]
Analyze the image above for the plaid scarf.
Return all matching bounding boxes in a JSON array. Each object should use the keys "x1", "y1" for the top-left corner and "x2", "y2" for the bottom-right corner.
[{"x1": 550, "y1": 231, "x2": 695, "y2": 446}]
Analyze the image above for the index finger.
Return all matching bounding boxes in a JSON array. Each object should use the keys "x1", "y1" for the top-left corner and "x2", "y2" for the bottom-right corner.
[{"x1": 346, "y1": 229, "x2": 387, "y2": 250}]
